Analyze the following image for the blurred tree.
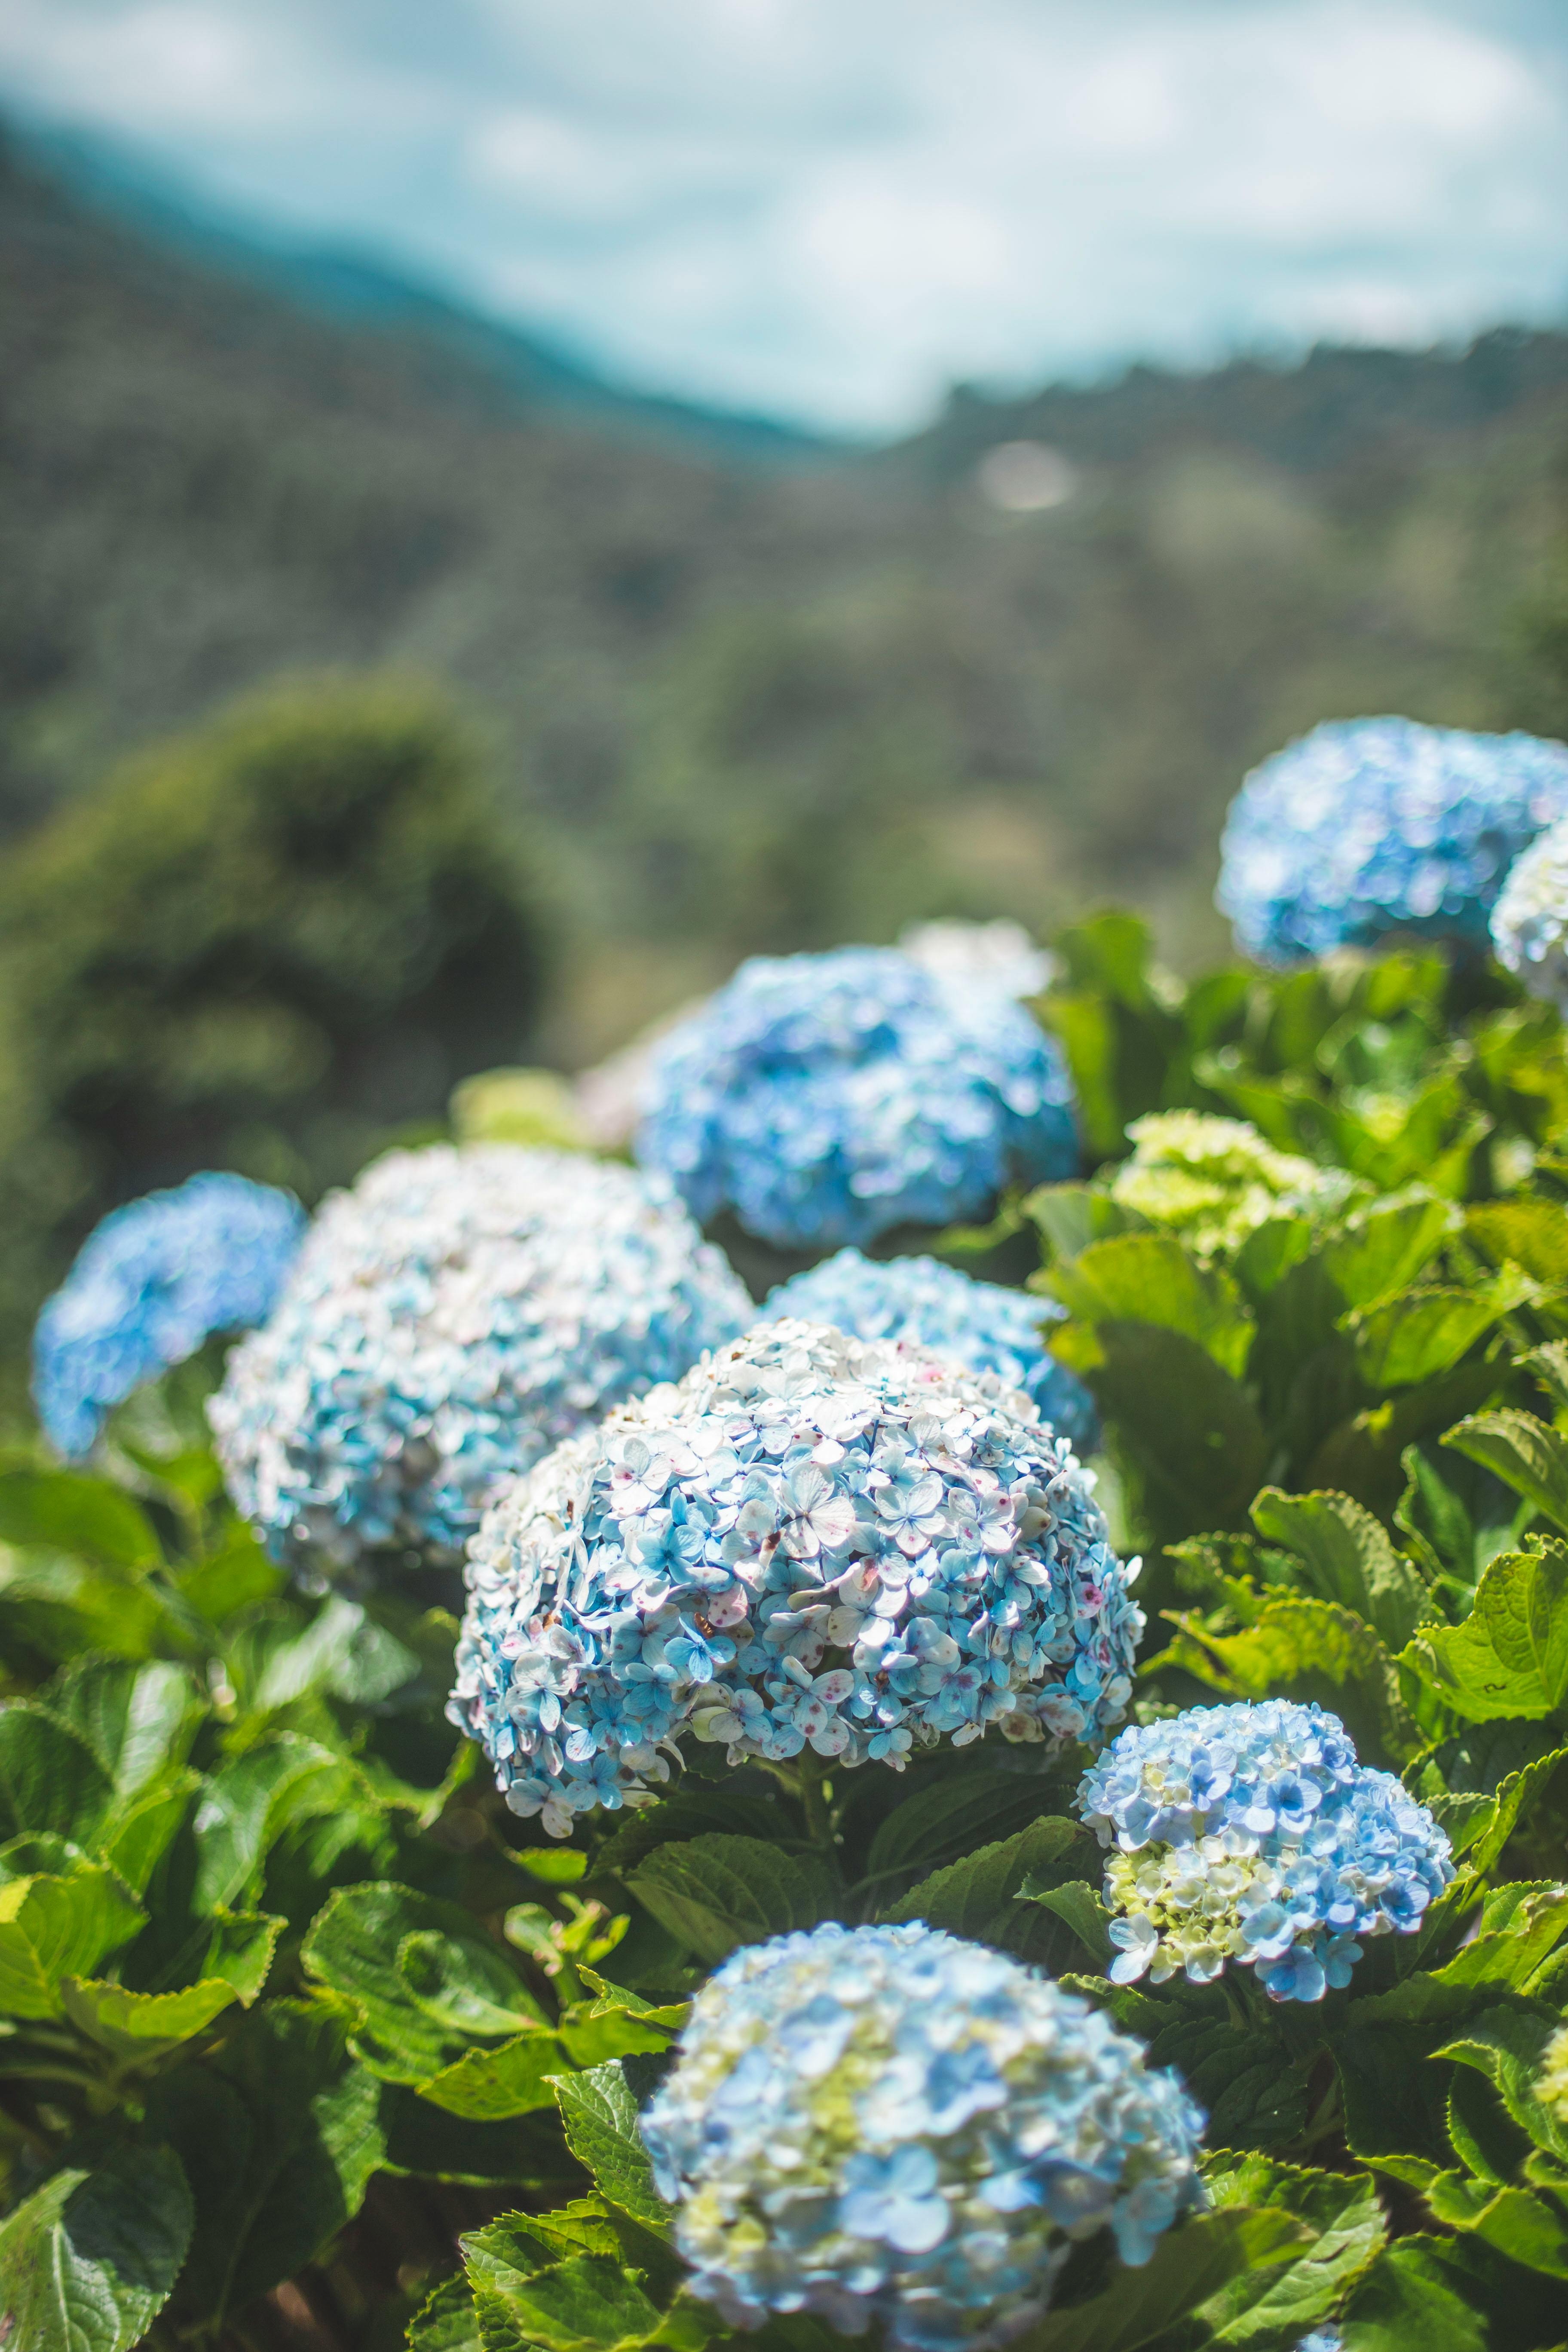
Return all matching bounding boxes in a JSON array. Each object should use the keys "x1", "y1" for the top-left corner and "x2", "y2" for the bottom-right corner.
[
  {"x1": 0, "y1": 673, "x2": 551, "y2": 1337},
  {"x1": 1511, "y1": 554, "x2": 1568, "y2": 740}
]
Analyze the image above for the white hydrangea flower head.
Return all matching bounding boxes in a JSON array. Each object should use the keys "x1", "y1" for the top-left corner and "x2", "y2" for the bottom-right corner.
[
  {"x1": 899, "y1": 918, "x2": 1056, "y2": 1003},
  {"x1": 1109, "y1": 1113, "x2": 1354, "y2": 1257},
  {"x1": 209, "y1": 1144, "x2": 750, "y2": 1577},
  {"x1": 640, "y1": 1920, "x2": 1205, "y2": 2352},
  {"x1": 449, "y1": 1320, "x2": 1142, "y2": 1836},
  {"x1": 1491, "y1": 813, "x2": 1568, "y2": 1013},
  {"x1": 1536, "y1": 2021, "x2": 1568, "y2": 2128}
]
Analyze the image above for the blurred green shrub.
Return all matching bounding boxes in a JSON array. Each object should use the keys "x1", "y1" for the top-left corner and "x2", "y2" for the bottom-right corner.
[{"x1": 0, "y1": 673, "x2": 551, "y2": 1340}]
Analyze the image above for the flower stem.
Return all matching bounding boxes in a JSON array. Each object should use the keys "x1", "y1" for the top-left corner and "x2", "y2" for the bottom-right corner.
[{"x1": 797, "y1": 1753, "x2": 835, "y2": 1853}]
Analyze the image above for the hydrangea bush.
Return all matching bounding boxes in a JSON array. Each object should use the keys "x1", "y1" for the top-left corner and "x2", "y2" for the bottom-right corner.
[
  {"x1": 640, "y1": 1920, "x2": 1204, "y2": 2350},
  {"x1": 32, "y1": 1170, "x2": 305, "y2": 1457},
  {"x1": 1491, "y1": 811, "x2": 1568, "y2": 1014},
  {"x1": 760, "y1": 1247, "x2": 1099, "y2": 1453},
  {"x1": 636, "y1": 946, "x2": 1079, "y2": 1250},
  {"x1": 1216, "y1": 716, "x2": 1568, "y2": 964},
  {"x1": 211, "y1": 1143, "x2": 750, "y2": 1575},
  {"x1": 449, "y1": 1320, "x2": 1140, "y2": 1834}
]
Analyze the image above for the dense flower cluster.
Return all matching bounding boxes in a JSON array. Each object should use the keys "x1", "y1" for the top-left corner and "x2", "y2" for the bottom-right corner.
[
  {"x1": 760, "y1": 1248, "x2": 1098, "y2": 1454},
  {"x1": 898, "y1": 917, "x2": 1055, "y2": 1003},
  {"x1": 1107, "y1": 1113, "x2": 1354, "y2": 1258},
  {"x1": 33, "y1": 1172, "x2": 305, "y2": 1459},
  {"x1": 1536, "y1": 2022, "x2": 1568, "y2": 2128},
  {"x1": 450, "y1": 1320, "x2": 1141, "y2": 1835},
  {"x1": 1216, "y1": 717, "x2": 1568, "y2": 965},
  {"x1": 639, "y1": 1921, "x2": 1204, "y2": 2351},
  {"x1": 636, "y1": 947, "x2": 1079, "y2": 1250},
  {"x1": 1491, "y1": 813, "x2": 1568, "y2": 1013},
  {"x1": 210, "y1": 1145, "x2": 750, "y2": 1576},
  {"x1": 1078, "y1": 1699, "x2": 1454, "y2": 2003}
]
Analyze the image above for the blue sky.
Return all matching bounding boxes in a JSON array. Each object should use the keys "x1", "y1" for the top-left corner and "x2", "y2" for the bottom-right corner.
[{"x1": 2, "y1": 0, "x2": 1566, "y2": 434}]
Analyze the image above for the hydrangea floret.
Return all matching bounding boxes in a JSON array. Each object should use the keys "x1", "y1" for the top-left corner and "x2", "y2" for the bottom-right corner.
[
  {"x1": 898, "y1": 916, "x2": 1055, "y2": 1002},
  {"x1": 449, "y1": 1320, "x2": 1141, "y2": 1836},
  {"x1": 636, "y1": 946, "x2": 1079, "y2": 1250},
  {"x1": 639, "y1": 1920, "x2": 1205, "y2": 2352},
  {"x1": 1216, "y1": 717, "x2": 1568, "y2": 965},
  {"x1": 1107, "y1": 1113, "x2": 1354, "y2": 1258},
  {"x1": 1536, "y1": 2021, "x2": 1568, "y2": 2128},
  {"x1": 210, "y1": 1144, "x2": 750, "y2": 1576},
  {"x1": 1078, "y1": 1698, "x2": 1454, "y2": 2003},
  {"x1": 760, "y1": 1247, "x2": 1098, "y2": 1454},
  {"x1": 33, "y1": 1171, "x2": 306, "y2": 1459},
  {"x1": 1490, "y1": 813, "x2": 1568, "y2": 1014}
]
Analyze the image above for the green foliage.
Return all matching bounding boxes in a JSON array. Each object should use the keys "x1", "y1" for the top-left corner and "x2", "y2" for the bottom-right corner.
[{"x1": 0, "y1": 674, "x2": 552, "y2": 1339}]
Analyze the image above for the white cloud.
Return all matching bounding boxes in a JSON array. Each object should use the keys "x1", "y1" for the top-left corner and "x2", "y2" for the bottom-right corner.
[{"x1": 0, "y1": 0, "x2": 1563, "y2": 431}]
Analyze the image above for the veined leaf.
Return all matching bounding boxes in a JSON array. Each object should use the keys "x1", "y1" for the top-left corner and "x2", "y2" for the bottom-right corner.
[
  {"x1": 1443, "y1": 1409, "x2": 1568, "y2": 1537},
  {"x1": 1436, "y1": 2004, "x2": 1568, "y2": 2162},
  {"x1": 1422, "y1": 2171, "x2": 1568, "y2": 2277},
  {"x1": 883, "y1": 1816, "x2": 1079, "y2": 1943},
  {"x1": 1154, "y1": 1595, "x2": 1416, "y2": 1766},
  {"x1": 40, "y1": 1657, "x2": 201, "y2": 1795},
  {"x1": 1051, "y1": 1322, "x2": 1267, "y2": 1539},
  {"x1": 1044, "y1": 1234, "x2": 1254, "y2": 1379},
  {"x1": 1194, "y1": 2153, "x2": 1387, "y2": 2344},
  {"x1": 551, "y1": 2062, "x2": 671, "y2": 2235},
  {"x1": 420, "y1": 2030, "x2": 565, "y2": 2120},
  {"x1": 1339, "y1": 2234, "x2": 1494, "y2": 2351},
  {"x1": 409, "y1": 2272, "x2": 483, "y2": 2352},
  {"x1": 627, "y1": 1835, "x2": 836, "y2": 1965},
  {"x1": 191, "y1": 1733, "x2": 373, "y2": 1914},
  {"x1": 1399, "y1": 1543, "x2": 1568, "y2": 1722},
  {"x1": 1467, "y1": 1199, "x2": 1568, "y2": 1287},
  {"x1": 301, "y1": 1880, "x2": 542, "y2": 2082},
  {"x1": 61, "y1": 1908, "x2": 281, "y2": 2059},
  {"x1": 0, "y1": 2142, "x2": 192, "y2": 2352},
  {"x1": 1018, "y1": 2208, "x2": 1308, "y2": 2352},
  {"x1": 1353, "y1": 1275, "x2": 1534, "y2": 1393},
  {"x1": 1250, "y1": 1486, "x2": 1431, "y2": 1651},
  {"x1": 0, "y1": 1863, "x2": 144, "y2": 2017},
  {"x1": 472, "y1": 2252, "x2": 662, "y2": 2352},
  {"x1": 0, "y1": 1702, "x2": 113, "y2": 1846}
]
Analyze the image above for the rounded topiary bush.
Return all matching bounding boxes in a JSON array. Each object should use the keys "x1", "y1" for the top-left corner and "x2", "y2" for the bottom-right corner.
[{"x1": 211, "y1": 1142, "x2": 750, "y2": 1578}]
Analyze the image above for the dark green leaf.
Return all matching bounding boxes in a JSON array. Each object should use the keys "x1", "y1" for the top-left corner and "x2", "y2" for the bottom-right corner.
[
  {"x1": 302, "y1": 1880, "x2": 541, "y2": 2082},
  {"x1": 61, "y1": 1909, "x2": 281, "y2": 2058},
  {"x1": 1437, "y1": 2004, "x2": 1568, "y2": 2161},
  {"x1": 0, "y1": 1703, "x2": 113, "y2": 1846},
  {"x1": 1012, "y1": 1880, "x2": 1112, "y2": 1971},
  {"x1": 551, "y1": 2062, "x2": 670, "y2": 2234},
  {"x1": 864, "y1": 1771, "x2": 1061, "y2": 1885},
  {"x1": 1339, "y1": 2235, "x2": 1491, "y2": 2352},
  {"x1": 0, "y1": 2142, "x2": 192, "y2": 2352},
  {"x1": 884, "y1": 1816, "x2": 1079, "y2": 1942},
  {"x1": 1020, "y1": 2208, "x2": 1308, "y2": 2352},
  {"x1": 1052, "y1": 1323, "x2": 1267, "y2": 1540},
  {"x1": 377, "y1": 2088, "x2": 579, "y2": 2189},
  {"x1": 192, "y1": 1733, "x2": 373, "y2": 1913},
  {"x1": 1045, "y1": 1236, "x2": 1254, "y2": 1378},
  {"x1": 627, "y1": 1835, "x2": 836, "y2": 1965},
  {"x1": 1444, "y1": 1409, "x2": 1568, "y2": 1537},
  {"x1": 409, "y1": 2272, "x2": 483, "y2": 2352}
]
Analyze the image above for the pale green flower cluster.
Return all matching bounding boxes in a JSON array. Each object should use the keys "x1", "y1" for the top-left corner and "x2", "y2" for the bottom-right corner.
[
  {"x1": 1536, "y1": 2022, "x2": 1568, "y2": 2126},
  {"x1": 1105, "y1": 1834, "x2": 1278, "y2": 1985},
  {"x1": 1108, "y1": 1112, "x2": 1352, "y2": 1257}
]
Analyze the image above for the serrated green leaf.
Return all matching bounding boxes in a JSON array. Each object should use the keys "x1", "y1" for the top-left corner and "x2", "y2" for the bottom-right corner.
[
  {"x1": 1436, "y1": 2004, "x2": 1568, "y2": 2161},
  {"x1": 98, "y1": 1767, "x2": 199, "y2": 1898},
  {"x1": 0, "y1": 1471, "x2": 160, "y2": 1569},
  {"x1": 475, "y1": 2252, "x2": 662, "y2": 2352},
  {"x1": 627, "y1": 1834, "x2": 836, "y2": 1965},
  {"x1": 864, "y1": 1771, "x2": 1061, "y2": 1886},
  {"x1": 1399, "y1": 1543, "x2": 1568, "y2": 1722},
  {"x1": 1145, "y1": 2012, "x2": 1311, "y2": 2150},
  {"x1": 192, "y1": 1734, "x2": 374, "y2": 1914},
  {"x1": 1018, "y1": 2208, "x2": 1308, "y2": 2352},
  {"x1": 61, "y1": 1908, "x2": 281, "y2": 2058},
  {"x1": 1155, "y1": 1596, "x2": 1415, "y2": 1767},
  {"x1": 884, "y1": 1815, "x2": 1079, "y2": 1942},
  {"x1": 465, "y1": 2203, "x2": 622, "y2": 2291},
  {"x1": 1338, "y1": 2234, "x2": 1491, "y2": 2351},
  {"x1": 0, "y1": 1863, "x2": 144, "y2": 2017},
  {"x1": 243, "y1": 1594, "x2": 420, "y2": 1712},
  {"x1": 146, "y1": 2000, "x2": 385, "y2": 2329},
  {"x1": 558, "y1": 1995, "x2": 683, "y2": 2070},
  {"x1": 377, "y1": 2088, "x2": 578, "y2": 2190},
  {"x1": 1336, "y1": 2021, "x2": 1456, "y2": 2168},
  {"x1": 409, "y1": 2272, "x2": 483, "y2": 2352},
  {"x1": 596, "y1": 1785, "x2": 791, "y2": 1878},
  {"x1": 1013, "y1": 1879, "x2": 1112, "y2": 1970},
  {"x1": 0, "y1": 1703, "x2": 113, "y2": 1847},
  {"x1": 420, "y1": 2029, "x2": 565, "y2": 2120},
  {"x1": 1250, "y1": 1486, "x2": 1431, "y2": 1651},
  {"x1": 1044, "y1": 1236, "x2": 1254, "y2": 1378},
  {"x1": 302, "y1": 1880, "x2": 542, "y2": 2082},
  {"x1": 0, "y1": 2141, "x2": 192, "y2": 2352},
  {"x1": 1422, "y1": 2172, "x2": 1568, "y2": 2276},
  {"x1": 40, "y1": 1657, "x2": 201, "y2": 1795},
  {"x1": 1353, "y1": 1277, "x2": 1531, "y2": 1393},
  {"x1": 551, "y1": 2062, "x2": 670, "y2": 2235},
  {"x1": 1194, "y1": 2154, "x2": 1387, "y2": 2345},
  {"x1": 1444, "y1": 1408, "x2": 1568, "y2": 1537}
]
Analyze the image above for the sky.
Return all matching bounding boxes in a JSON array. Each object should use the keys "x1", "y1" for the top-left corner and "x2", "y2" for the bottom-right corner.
[{"x1": 2, "y1": 0, "x2": 1566, "y2": 435}]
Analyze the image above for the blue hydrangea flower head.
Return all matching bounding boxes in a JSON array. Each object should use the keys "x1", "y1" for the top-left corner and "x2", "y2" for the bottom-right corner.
[
  {"x1": 450, "y1": 1319, "x2": 1142, "y2": 1835},
  {"x1": 210, "y1": 1144, "x2": 750, "y2": 1577},
  {"x1": 1491, "y1": 813, "x2": 1568, "y2": 1013},
  {"x1": 1295, "y1": 2333, "x2": 1344, "y2": 2352},
  {"x1": 1216, "y1": 717, "x2": 1568, "y2": 965},
  {"x1": 635, "y1": 946, "x2": 1079, "y2": 1250},
  {"x1": 640, "y1": 1920, "x2": 1205, "y2": 2351},
  {"x1": 760, "y1": 1248, "x2": 1098, "y2": 1454},
  {"x1": 1078, "y1": 1698, "x2": 1454, "y2": 2004},
  {"x1": 33, "y1": 1171, "x2": 306, "y2": 1459}
]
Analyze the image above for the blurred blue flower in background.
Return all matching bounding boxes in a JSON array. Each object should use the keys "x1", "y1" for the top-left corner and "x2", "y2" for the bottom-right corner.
[
  {"x1": 1079, "y1": 1697, "x2": 1453, "y2": 2003},
  {"x1": 640, "y1": 1919, "x2": 1204, "y2": 2350},
  {"x1": 210, "y1": 1144, "x2": 750, "y2": 1577},
  {"x1": 451, "y1": 1319, "x2": 1139, "y2": 1834},
  {"x1": 33, "y1": 1170, "x2": 305, "y2": 1458},
  {"x1": 1217, "y1": 717, "x2": 1568, "y2": 964},
  {"x1": 1491, "y1": 810, "x2": 1568, "y2": 1012},
  {"x1": 760, "y1": 1247, "x2": 1098, "y2": 1452},
  {"x1": 636, "y1": 946, "x2": 1078, "y2": 1250}
]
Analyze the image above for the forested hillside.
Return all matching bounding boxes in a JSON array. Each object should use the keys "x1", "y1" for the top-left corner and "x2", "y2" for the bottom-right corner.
[{"x1": 4, "y1": 124, "x2": 1568, "y2": 1059}]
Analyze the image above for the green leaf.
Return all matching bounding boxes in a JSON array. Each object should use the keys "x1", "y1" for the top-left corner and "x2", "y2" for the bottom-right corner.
[
  {"x1": 0, "y1": 2142, "x2": 192, "y2": 2352},
  {"x1": 1436, "y1": 2004, "x2": 1568, "y2": 2161},
  {"x1": 474, "y1": 2253, "x2": 662, "y2": 2352},
  {"x1": 409, "y1": 2272, "x2": 483, "y2": 2352},
  {"x1": 145, "y1": 2000, "x2": 385, "y2": 2330},
  {"x1": 0, "y1": 1703, "x2": 113, "y2": 1846},
  {"x1": 1051, "y1": 1323, "x2": 1267, "y2": 1540},
  {"x1": 1467, "y1": 1198, "x2": 1568, "y2": 1286},
  {"x1": 301, "y1": 1880, "x2": 542, "y2": 2082},
  {"x1": 61, "y1": 1909, "x2": 282, "y2": 2058},
  {"x1": 0, "y1": 1471, "x2": 160, "y2": 1569},
  {"x1": 1399, "y1": 1543, "x2": 1568, "y2": 1721},
  {"x1": 627, "y1": 1835, "x2": 836, "y2": 1965},
  {"x1": 1014, "y1": 1881, "x2": 1113, "y2": 1971},
  {"x1": 1319, "y1": 1191, "x2": 1455, "y2": 1311},
  {"x1": 1352, "y1": 1277, "x2": 1531, "y2": 1392},
  {"x1": 377, "y1": 2089, "x2": 579, "y2": 2190},
  {"x1": 1194, "y1": 2154, "x2": 1387, "y2": 2345},
  {"x1": 1155, "y1": 1596, "x2": 1415, "y2": 1767},
  {"x1": 1338, "y1": 2235, "x2": 1492, "y2": 2352},
  {"x1": 1144, "y1": 2011, "x2": 1311, "y2": 2150},
  {"x1": 1336, "y1": 2021, "x2": 1456, "y2": 2169},
  {"x1": 864, "y1": 1771, "x2": 1063, "y2": 1886},
  {"x1": 883, "y1": 1816, "x2": 1079, "y2": 1943},
  {"x1": 1020, "y1": 2208, "x2": 1308, "y2": 2352},
  {"x1": 242, "y1": 1594, "x2": 420, "y2": 1712},
  {"x1": 0, "y1": 1864, "x2": 144, "y2": 2017},
  {"x1": 551, "y1": 2062, "x2": 671, "y2": 2235},
  {"x1": 420, "y1": 2029, "x2": 565, "y2": 2120},
  {"x1": 1044, "y1": 1236, "x2": 1254, "y2": 1378},
  {"x1": 1250, "y1": 1486, "x2": 1432, "y2": 1651},
  {"x1": 1422, "y1": 2172, "x2": 1568, "y2": 2277},
  {"x1": 595, "y1": 1784, "x2": 791, "y2": 1878},
  {"x1": 40, "y1": 1658, "x2": 201, "y2": 1795},
  {"x1": 176, "y1": 1522, "x2": 281, "y2": 1624},
  {"x1": 191, "y1": 1733, "x2": 372, "y2": 1913},
  {"x1": 98, "y1": 1767, "x2": 199, "y2": 1898},
  {"x1": 1444, "y1": 1408, "x2": 1568, "y2": 1537}
]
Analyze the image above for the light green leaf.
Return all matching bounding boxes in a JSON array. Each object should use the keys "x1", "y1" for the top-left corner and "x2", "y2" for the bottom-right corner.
[
  {"x1": 98, "y1": 1767, "x2": 199, "y2": 1898},
  {"x1": 0, "y1": 1864, "x2": 144, "y2": 2017},
  {"x1": 1467, "y1": 1199, "x2": 1568, "y2": 1286},
  {"x1": 409, "y1": 2272, "x2": 483, "y2": 2352},
  {"x1": 1319, "y1": 1191, "x2": 1455, "y2": 1311},
  {"x1": 40, "y1": 1657, "x2": 201, "y2": 1795},
  {"x1": 0, "y1": 2143, "x2": 192, "y2": 2352},
  {"x1": 420, "y1": 2029, "x2": 565, "y2": 2120},
  {"x1": 0, "y1": 1471, "x2": 160, "y2": 1569},
  {"x1": 1399, "y1": 1543, "x2": 1568, "y2": 1722},
  {"x1": 1018, "y1": 2208, "x2": 1307, "y2": 2352},
  {"x1": 246, "y1": 1595, "x2": 420, "y2": 1712},
  {"x1": 1251, "y1": 1486, "x2": 1432, "y2": 1651},
  {"x1": 474, "y1": 2252, "x2": 662, "y2": 2352},
  {"x1": 1044, "y1": 1234, "x2": 1254, "y2": 1378},
  {"x1": 1339, "y1": 2235, "x2": 1491, "y2": 2351},
  {"x1": 551, "y1": 2062, "x2": 671, "y2": 2235},
  {"x1": 0, "y1": 1703, "x2": 113, "y2": 1847},
  {"x1": 301, "y1": 1880, "x2": 541, "y2": 2082},
  {"x1": 627, "y1": 1835, "x2": 836, "y2": 1965},
  {"x1": 1443, "y1": 1409, "x2": 1568, "y2": 1537},
  {"x1": 61, "y1": 1909, "x2": 281, "y2": 2058},
  {"x1": 1195, "y1": 2154, "x2": 1387, "y2": 2345},
  {"x1": 1436, "y1": 2004, "x2": 1568, "y2": 2162},
  {"x1": 1352, "y1": 1277, "x2": 1532, "y2": 1393},
  {"x1": 1422, "y1": 2172, "x2": 1568, "y2": 2277},
  {"x1": 1014, "y1": 1880, "x2": 1112, "y2": 1970},
  {"x1": 191, "y1": 1732, "x2": 370, "y2": 1913},
  {"x1": 1155, "y1": 1595, "x2": 1416, "y2": 1767}
]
